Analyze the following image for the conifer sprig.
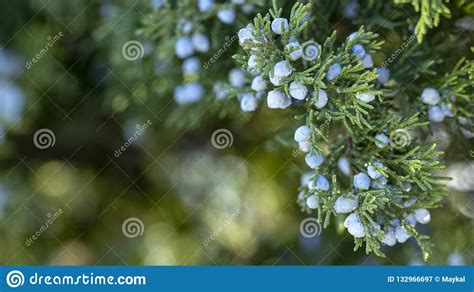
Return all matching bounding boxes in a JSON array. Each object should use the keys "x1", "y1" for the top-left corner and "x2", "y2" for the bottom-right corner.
[
  {"x1": 234, "y1": 1, "x2": 450, "y2": 260},
  {"x1": 394, "y1": 0, "x2": 451, "y2": 43}
]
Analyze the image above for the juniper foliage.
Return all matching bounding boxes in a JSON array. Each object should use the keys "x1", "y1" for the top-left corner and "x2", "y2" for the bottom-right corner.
[
  {"x1": 133, "y1": 0, "x2": 473, "y2": 261},
  {"x1": 230, "y1": 0, "x2": 472, "y2": 261},
  {"x1": 394, "y1": 0, "x2": 451, "y2": 43},
  {"x1": 137, "y1": 0, "x2": 266, "y2": 129},
  {"x1": 98, "y1": 0, "x2": 474, "y2": 262}
]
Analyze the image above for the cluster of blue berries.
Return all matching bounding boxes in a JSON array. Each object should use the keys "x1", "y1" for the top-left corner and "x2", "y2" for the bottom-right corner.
[
  {"x1": 348, "y1": 164, "x2": 431, "y2": 242},
  {"x1": 420, "y1": 87, "x2": 455, "y2": 122},
  {"x1": 348, "y1": 32, "x2": 391, "y2": 86},
  {"x1": 236, "y1": 16, "x2": 333, "y2": 112},
  {"x1": 236, "y1": 25, "x2": 392, "y2": 113},
  {"x1": 173, "y1": 25, "x2": 210, "y2": 104},
  {"x1": 294, "y1": 125, "x2": 330, "y2": 213},
  {"x1": 294, "y1": 125, "x2": 311, "y2": 153},
  {"x1": 381, "y1": 208, "x2": 431, "y2": 246},
  {"x1": 297, "y1": 143, "x2": 433, "y2": 244},
  {"x1": 153, "y1": 0, "x2": 257, "y2": 17},
  {"x1": 233, "y1": 4, "x2": 442, "y2": 252},
  {"x1": 164, "y1": 0, "x2": 258, "y2": 104},
  {"x1": 214, "y1": 0, "x2": 258, "y2": 24},
  {"x1": 349, "y1": 34, "x2": 373, "y2": 69}
]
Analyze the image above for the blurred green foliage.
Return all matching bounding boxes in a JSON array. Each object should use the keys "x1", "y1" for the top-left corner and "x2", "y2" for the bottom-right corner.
[{"x1": 0, "y1": 0, "x2": 472, "y2": 266}]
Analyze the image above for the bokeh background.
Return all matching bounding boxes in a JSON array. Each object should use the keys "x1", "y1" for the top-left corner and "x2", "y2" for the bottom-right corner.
[{"x1": 0, "y1": 0, "x2": 473, "y2": 266}]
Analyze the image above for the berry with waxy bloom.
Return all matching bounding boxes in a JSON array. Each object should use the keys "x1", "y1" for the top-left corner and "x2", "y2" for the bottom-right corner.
[
  {"x1": 381, "y1": 228, "x2": 397, "y2": 246},
  {"x1": 217, "y1": 8, "x2": 235, "y2": 24},
  {"x1": 192, "y1": 33, "x2": 210, "y2": 53},
  {"x1": 182, "y1": 57, "x2": 201, "y2": 75},
  {"x1": 229, "y1": 68, "x2": 246, "y2": 88},
  {"x1": 286, "y1": 42, "x2": 302, "y2": 60},
  {"x1": 175, "y1": 37, "x2": 194, "y2": 59},
  {"x1": 306, "y1": 195, "x2": 318, "y2": 209},
  {"x1": 367, "y1": 162, "x2": 383, "y2": 179},
  {"x1": 308, "y1": 175, "x2": 330, "y2": 191},
  {"x1": 198, "y1": 0, "x2": 213, "y2": 12},
  {"x1": 428, "y1": 106, "x2": 444, "y2": 122},
  {"x1": 313, "y1": 89, "x2": 328, "y2": 109},
  {"x1": 334, "y1": 196, "x2": 358, "y2": 214},
  {"x1": 298, "y1": 140, "x2": 310, "y2": 152},
  {"x1": 414, "y1": 208, "x2": 430, "y2": 224},
  {"x1": 354, "y1": 172, "x2": 371, "y2": 190},
  {"x1": 251, "y1": 75, "x2": 267, "y2": 92},
  {"x1": 267, "y1": 90, "x2": 291, "y2": 109},
  {"x1": 356, "y1": 92, "x2": 375, "y2": 103},
  {"x1": 305, "y1": 153, "x2": 324, "y2": 169},
  {"x1": 271, "y1": 18, "x2": 289, "y2": 34},
  {"x1": 362, "y1": 54, "x2": 373, "y2": 68},
  {"x1": 273, "y1": 60, "x2": 293, "y2": 78},
  {"x1": 289, "y1": 81, "x2": 308, "y2": 100},
  {"x1": 377, "y1": 67, "x2": 390, "y2": 84},
  {"x1": 421, "y1": 87, "x2": 441, "y2": 105},
  {"x1": 294, "y1": 125, "x2": 311, "y2": 143},
  {"x1": 344, "y1": 213, "x2": 366, "y2": 238},
  {"x1": 174, "y1": 83, "x2": 204, "y2": 104},
  {"x1": 395, "y1": 225, "x2": 411, "y2": 243},
  {"x1": 326, "y1": 63, "x2": 341, "y2": 81},
  {"x1": 240, "y1": 94, "x2": 258, "y2": 112},
  {"x1": 351, "y1": 44, "x2": 366, "y2": 58}
]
